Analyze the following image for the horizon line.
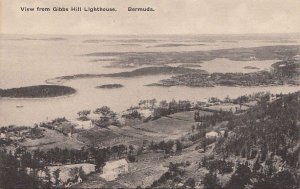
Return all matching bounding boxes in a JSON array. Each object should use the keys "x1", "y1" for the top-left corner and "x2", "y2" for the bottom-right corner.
[{"x1": 1, "y1": 32, "x2": 300, "y2": 36}]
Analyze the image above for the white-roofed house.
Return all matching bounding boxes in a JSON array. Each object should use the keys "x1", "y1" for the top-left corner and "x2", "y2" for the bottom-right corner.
[
  {"x1": 100, "y1": 159, "x2": 128, "y2": 181},
  {"x1": 73, "y1": 120, "x2": 93, "y2": 130},
  {"x1": 205, "y1": 131, "x2": 224, "y2": 139}
]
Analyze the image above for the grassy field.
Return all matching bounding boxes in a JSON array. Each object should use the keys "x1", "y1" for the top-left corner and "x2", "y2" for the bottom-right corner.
[
  {"x1": 76, "y1": 110, "x2": 216, "y2": 148},
  {"x1": 21, "y1": 128, "x2": 84, "y2": 150},
  {"x1": 76, "y1": 111, "x2": 199, "y2": 147},
  {"x1": 168, "y1": 110, "x2": 212, "y2": 121},
  {"x1": 133, "y1": 117, "x2": 193, "y2": 139},
  {"x1": 117, "y1": 162, "x2": 168, "y2": 188},
  {"x1": 205, "y1": 104, "x2": 249, "y2": 112}
]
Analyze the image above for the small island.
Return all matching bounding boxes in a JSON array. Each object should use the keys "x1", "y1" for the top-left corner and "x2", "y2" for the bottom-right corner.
[
  {"x1": 243, "y1": 66, "x2": 259, "y2": 70},
  {"x1": 0, "y1": 85, "x2": 76, "y2": 98},
  {"x1": 96, "y1": 84, "x2": 124, "y2": 89}
]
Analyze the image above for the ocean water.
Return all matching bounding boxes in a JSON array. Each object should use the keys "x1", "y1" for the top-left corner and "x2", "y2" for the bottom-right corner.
[{"x1": 0, "y1": 34, "x2": 299, "y2": 126}]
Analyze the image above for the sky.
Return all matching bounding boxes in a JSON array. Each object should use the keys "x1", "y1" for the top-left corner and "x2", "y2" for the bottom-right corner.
[{"x1": 1, "y1": 0, "x2": 300, "y2": 35}]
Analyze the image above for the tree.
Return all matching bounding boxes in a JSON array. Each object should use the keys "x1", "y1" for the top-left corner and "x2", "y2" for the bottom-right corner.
[
  {"x1": 69, "y1": 167, "x2": 79, "y2": 179},
  {"x1": 224, "y1": 130, "x2": 228, "y2": 138},
  {"x1": 53, "y1": 168, "x2": 61, "y2": 187},
  {"x1": 192, "y1": 125, "x2": 195, "y2": 133},
  {"x1": 117, "y1": 145, "x2": 127, "y2": 158},
  {"x1": 272, "y1": 170, "x2": 298, "y2": 189},
  {"x1": 127, "y1": 155, "x2": 135, "y2": 162},
  {"x1": 185, "y1": 178, "x2": 196, "y2": 189},
  {"x1": 168, "y1": 99, "x2": 178, "y2": 113},
  {"x1": 94, "y1": 106, "x2": 111, "y2": 116},
  {"x1": 78, "y1": 167, "x2": 86, "y2": 180},
  {"x1": 129, "y1": 145, "x2": 134, "y2": 154},
  {"x1": 165, "y1": 141, "x2": 174, "y2": 154},
  {"x1": 44, "y1": 167, "x2": 52, "y2": 188},
  {"x1": 176, "y1": 140, "x2": 183, "y2": 153},
  {"x1": 149, "y1": 99, "x2": 157, "y2": 109},
  {"x1": 95, "y1": 152, "x2": 107, "y2": 171},
  {"x1": 77, "y1": 110, "x2": 90, "y2": 121},
  {"x1": 159, "y1": 100, "x2": 168, "y2": 108},
  {"x1": 225, "y1": 164, "x2": 252, "y2": 189},
  {"x1": 202, "y1": 172, "x2": 222, "y2": 189},
  {"x1": 253, "y1": 156, "x2": 261, "y2": 173}
]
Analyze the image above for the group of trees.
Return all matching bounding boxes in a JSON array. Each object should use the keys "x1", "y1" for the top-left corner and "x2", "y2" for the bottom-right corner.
[
  {"x1": 27, "y1": 147, "x2": 89, "y2": 166},
  {"x1": 215, "y1": 92, "x2": 299, "y2": 165},
  {"x1": 153, "y1": 100, "x2": 192, "y2": 118},
  {"x1": 92, "y1": 106, "x2": 120, "y2": 127},
  {"x1": 0, "y1": 149, "x2": 46, "y2": 189},
  {"x1": 122, "y1": 107, "x2": 142, "y2": 120},
  {"x1": 77, "y1": 110, "x2": 91, "y2": 121},
  {"x1": 200, "y1": 158, "x2": 234, "y2": 175},
  {"x1": 149, "y1": 140, "x2": 183, "y2": 154},
  {"x1": 0, "y1": 142, "x2": 137, "y2": 188},
  {"x1": 77, "y1": 106, "x2": 120, "y2": 128},
  {"x1": 144, "y1": 92, "x2": 299, "y2": 189},
  {"x1": 0, "y1": 148, "x2": 71, "y2": 188},
  {"x1": 202, "y1": 162, "x2": 298, "y2": 189},
  {"x1": 30, "y1": 145, "x2": 129, "y2": 170},
  {"x1": 151, "y1": 162, "x2": 186, "y2": 188},
  {"x1": 138, "y1": 99, "x2": 157, "y2": 109},
  {"x1": 209, "y1": 92, "x2": 300, "y2": 188},
  {"x1": 194, "y1": 110, "x2": 234, "y2": 126}
]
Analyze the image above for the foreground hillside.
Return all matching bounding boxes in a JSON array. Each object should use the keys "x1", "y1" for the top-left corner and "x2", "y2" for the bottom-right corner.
[
  {"x1": 0, "y1": 92, "x2": 299, "y2": 188},
  {"x1": 150, "y1": 92, "x2": 300, "y2": 189}
]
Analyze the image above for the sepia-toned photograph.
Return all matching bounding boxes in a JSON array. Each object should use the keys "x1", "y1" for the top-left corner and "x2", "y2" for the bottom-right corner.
[{"x1": 0, "y1": 0, "x2": 299, "y2": 188}]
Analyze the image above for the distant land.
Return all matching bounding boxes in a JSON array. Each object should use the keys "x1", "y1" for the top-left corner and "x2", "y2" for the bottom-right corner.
[
  {"x1": 85, "y1": 45, "x2": 300, "y2": 67},
  {"x1": 0, "y1": 85, "x2": 76, "y2": 98},
  {"x1": 96, "y1": 84, "x2": 124, "y2": 89}
]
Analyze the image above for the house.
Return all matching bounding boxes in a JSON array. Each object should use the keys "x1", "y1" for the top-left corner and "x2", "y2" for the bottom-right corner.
[
  {"x1": 293, "y1": 54, "x2": 300, "y2": 60},
  {"x1": 139, "y1": 109, "x2": 153, "y2": 118},
  {"x1": 117, "y1": 116, "x2": 126, "y2": 126},
  {"x1": 0, "y1": 132, "x2": 6, "y2": 139},
  {"x1": 205, "y1": 131, "x2": 223, "y2": 139},
  {"x1": 100, "y1": 159, "x2": 128, "y2": 181},
  {"x1": 74, "y1": 120, "x2": 93, "y2": 129}
]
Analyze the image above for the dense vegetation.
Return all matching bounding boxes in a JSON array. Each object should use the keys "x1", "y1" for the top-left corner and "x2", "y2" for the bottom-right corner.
[
  {"x1": 150, "y1": 91, "x2": 299, "y2": 189},
  {"x1": 0, "y1": 85, "x2": 76, "y2": 98},
  {"x1": 216, "y1": 92, "x2": 299, "y2": 162},
  {"x1": 153, "y1": 100, "x2": 192, "y2": 119},
  {"x1": 0, "y1": 143, "x2": 131, "y2": 188},
  {"x1": 213, "y1": 92, "x2": 300, "y2": 188}
]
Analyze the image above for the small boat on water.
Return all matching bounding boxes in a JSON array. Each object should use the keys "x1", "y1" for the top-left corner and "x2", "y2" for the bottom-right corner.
[{"x1": 16, "y1": 105, "x2": 24, "y2": 108}]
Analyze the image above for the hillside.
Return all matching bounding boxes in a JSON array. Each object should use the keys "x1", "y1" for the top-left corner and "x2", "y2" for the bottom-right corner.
[
  {"x1": 214, "y1": 92, "x2": 300, "y2": 188},
  {"x1": 149, "y1": 92, "x2": 299, "y2": 189}
]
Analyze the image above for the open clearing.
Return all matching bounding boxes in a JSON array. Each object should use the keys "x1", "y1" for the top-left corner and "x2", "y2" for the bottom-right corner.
[{"x1": 22, "y1": 128, "x2": 84, "y2": 150}]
